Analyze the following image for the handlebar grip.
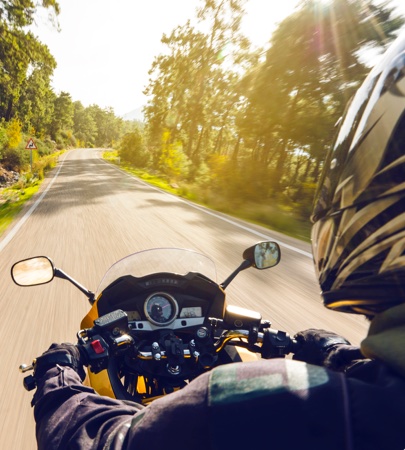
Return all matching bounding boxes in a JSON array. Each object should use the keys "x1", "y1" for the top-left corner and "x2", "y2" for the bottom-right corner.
[
  {"x1": 289, "y1": 338, "x2": 302, "y2": 354},
  {"x1": 261, "y1": 328, "x2": 299, "y2": 359}
]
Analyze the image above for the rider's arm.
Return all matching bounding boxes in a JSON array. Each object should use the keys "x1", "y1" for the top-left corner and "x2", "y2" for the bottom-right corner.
[
  {"x1": 33, "y1": 362, "x2": 213, "y2": 450},
  {"x1": 33, "y1": 365, "x2": 143, "y2": 450}
]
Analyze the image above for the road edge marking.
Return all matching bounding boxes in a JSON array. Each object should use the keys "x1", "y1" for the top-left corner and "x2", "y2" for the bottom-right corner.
[{"x1": 0, "y1": 152, "x2": 69, "y2": 253}]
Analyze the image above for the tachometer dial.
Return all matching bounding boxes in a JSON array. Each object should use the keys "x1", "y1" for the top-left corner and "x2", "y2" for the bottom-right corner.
[{"x1": 144, "y1": 292, "x2": 179, "y2": 326}]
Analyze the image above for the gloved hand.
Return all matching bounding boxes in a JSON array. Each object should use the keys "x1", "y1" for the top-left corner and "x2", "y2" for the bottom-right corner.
[
  {"x1": 293, "y1": 329, "x2": 352, "y2": 367},
  {"x1": 34, "y1": 343, "x2": 88, "y2": 381}
]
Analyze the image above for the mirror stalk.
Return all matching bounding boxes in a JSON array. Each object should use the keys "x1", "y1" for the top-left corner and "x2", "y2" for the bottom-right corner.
[
  {"x1": 54, "y1": 268, "x2": 95, "y2": 305},
  {"x1": 220, "y1": 259, "x2": 252, "y2": 290}
]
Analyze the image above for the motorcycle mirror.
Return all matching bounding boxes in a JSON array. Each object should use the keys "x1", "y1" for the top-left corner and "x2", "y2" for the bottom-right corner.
[
  {"x1": 11, "y1": 256, "x2": 55, "y2": 286},
  {"x1": 243, "y1": 241, "x2": 281, "y2": 270},
  {"x1": 220, "y1": 241, "x2": 281, "y2": 289}
]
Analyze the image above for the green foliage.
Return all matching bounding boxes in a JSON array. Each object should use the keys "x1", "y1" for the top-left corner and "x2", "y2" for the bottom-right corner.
[
  {"x1": 0, "y1": 3, "x2": 58, "y2": 124},
  {"x1": 144, "y1": 0, "x2": 250, "y2": 165},
  {"x1": 88, "y1": 105, "x2": 123, "y2": 147},
  {"x1": 49, "y1": 92, "x2": 74, "y2": 140},
  {"x1": 158, "y1": 131, "x2": 190, "y2": 180},
  {"x1": 142, "y1": 0, "x2": 404, "y2": 220},
  {"x1": 32, "y1": 153, "x2": 59, "y2": 179},
  {"x1": 0, "y1": 182, "x2": 40, "y2": 237},
  {"x1": 0, "y1": 27, "x2": 129, "y2": 160},
  {"x1": 5, "y1": 118, "x2": 22, "y2": 149},
  {"x1": 102, "y1": 150, "x2": 119, "y2": 162},
  {"x1": 119, "y1": 128, "x2": 149, "y2": 167},
  {"x1": 73, "y1": 101, "x2": 97, "y2": 147},
  {"x1": 2, "y1": 147, "x2": 29, "y2": 171},
  {"x1": 0, "y1": 120, "x2": 6, "y2": 158}
]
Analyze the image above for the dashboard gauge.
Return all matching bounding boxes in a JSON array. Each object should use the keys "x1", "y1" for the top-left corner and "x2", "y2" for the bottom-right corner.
[
  {"x1": 126, "y1": 310, "x2": 141, "y2": 321},
  {"x1": 144, "y1": 292, "x2": 179, "y2": 326},
  {"x1": 180, "y1": 306, "x2": 202, "y2": 318}
]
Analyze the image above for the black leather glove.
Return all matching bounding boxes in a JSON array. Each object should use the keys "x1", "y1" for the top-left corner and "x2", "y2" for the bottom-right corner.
[
  {"x1": 34, "y1": 343, "x2": 88, "y2": 381},
  {"x1": 324, "y1": 344, "x2": 364, "y2": 371},
  {"x1": 293, "y1": 329, "x2": 352, "y2": 367}
]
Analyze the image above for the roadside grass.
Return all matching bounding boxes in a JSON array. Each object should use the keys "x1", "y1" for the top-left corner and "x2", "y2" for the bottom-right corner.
[
  {"x1": 103, "y1": 150, "x2": 311, "y2": 242},
  {"x1": 0, "y1": 151, "x2": 64, "y2": 237},
  {"x1": 0, "y1": 183, "x2": 41, "y2": 236},
  {"x1": 103, "y1": 151, "x2": 180, "y2": 195}
]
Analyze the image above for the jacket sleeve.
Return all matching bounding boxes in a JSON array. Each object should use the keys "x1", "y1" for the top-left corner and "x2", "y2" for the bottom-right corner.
[
  {"x1": 33, "y1": 366, "x2": 143, "y2": 450},
  {"x1": 33, "y1": 364, "x2": 212, "y2": 450}
]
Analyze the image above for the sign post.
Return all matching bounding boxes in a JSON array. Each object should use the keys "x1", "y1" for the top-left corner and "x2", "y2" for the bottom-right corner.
[{"x1": 25, "y1": 138, "x2": 37, "y2": 173}]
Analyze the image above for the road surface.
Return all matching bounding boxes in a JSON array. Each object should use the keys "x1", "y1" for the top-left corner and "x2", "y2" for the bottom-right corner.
[{"x1": 0, "y1": 148, "x2": 369, "y2": 449}]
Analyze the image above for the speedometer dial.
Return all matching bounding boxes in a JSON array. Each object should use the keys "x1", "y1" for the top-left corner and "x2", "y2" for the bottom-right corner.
[{"x1": 144, "y1": 292, "x2": 179, "y2": 326}]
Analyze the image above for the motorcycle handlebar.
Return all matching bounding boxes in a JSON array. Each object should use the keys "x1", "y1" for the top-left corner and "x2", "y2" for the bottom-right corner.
[
  {"x1": 130, "y1": 327, "x2": 300, "y2": 361},
  {"x1": 19, "y1": 325, "x2": 301, "y2": 392},
  {"x1": 216, "y1": 327, "x2": 300, "y2": 359},
  {"x1": 77, "y1": 308, "x2": 302, "y2": 361}
]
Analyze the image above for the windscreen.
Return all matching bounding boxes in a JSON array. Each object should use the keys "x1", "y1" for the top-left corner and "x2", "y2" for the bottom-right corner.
[{"x1": 95, "y1": 248, "x2": 217, "y2": 297}]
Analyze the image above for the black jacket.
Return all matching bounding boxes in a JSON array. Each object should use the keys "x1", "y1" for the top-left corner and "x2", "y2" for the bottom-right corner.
[{"x1": 33, "y1": 357, "x2": 405, "y2": 450}]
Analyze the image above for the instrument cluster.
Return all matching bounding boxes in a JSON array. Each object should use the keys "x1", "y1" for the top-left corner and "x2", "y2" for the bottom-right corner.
[{"x1": 126, "y1": 292, "x2": 204, "y2": 329}]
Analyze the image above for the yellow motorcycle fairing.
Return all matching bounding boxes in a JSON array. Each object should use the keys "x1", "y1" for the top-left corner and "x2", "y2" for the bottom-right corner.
[{"x1": 81, "y1": 295, "x2": 119, "y2": 398}]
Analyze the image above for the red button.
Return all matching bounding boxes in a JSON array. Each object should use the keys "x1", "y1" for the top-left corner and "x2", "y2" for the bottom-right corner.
[{"x1": 91, "y1": 339, "x2": 105, "y2": 354}]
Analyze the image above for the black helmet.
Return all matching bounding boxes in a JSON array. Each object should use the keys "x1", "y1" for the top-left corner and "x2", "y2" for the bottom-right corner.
[{"x1": 311, "y1": 31, "x2": 405, "y2": 316}]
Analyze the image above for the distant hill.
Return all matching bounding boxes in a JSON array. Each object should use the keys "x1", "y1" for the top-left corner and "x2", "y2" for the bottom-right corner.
[{"x1": 121, "y1": 106, "x2": 144, "y2": 122}]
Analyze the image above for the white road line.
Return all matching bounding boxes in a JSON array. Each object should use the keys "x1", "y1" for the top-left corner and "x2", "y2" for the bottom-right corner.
[
  {"x1": 101, "y1": 157, "x2": 313, "y2": 259},
  {"x1": 0, "y1": 152, "x2": 69, "y2": 253}
]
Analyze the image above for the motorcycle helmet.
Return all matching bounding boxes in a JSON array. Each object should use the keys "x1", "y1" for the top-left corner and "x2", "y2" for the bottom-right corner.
[{"x1": 311, "y1": 31, "x2": 405, "y2": 316}]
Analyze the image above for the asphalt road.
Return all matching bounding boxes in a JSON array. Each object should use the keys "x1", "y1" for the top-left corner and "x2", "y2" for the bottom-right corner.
[{"x1": 0, "y1": 148, "x2": 369, "y2": 449}]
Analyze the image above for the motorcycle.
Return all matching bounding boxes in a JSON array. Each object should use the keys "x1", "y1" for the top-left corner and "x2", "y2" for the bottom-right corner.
[{"x1": 12, "y1": 241, "x2": 299, "y2": 405}]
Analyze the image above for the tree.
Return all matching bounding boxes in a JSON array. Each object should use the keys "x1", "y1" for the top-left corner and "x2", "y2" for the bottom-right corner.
[
  {"x1": 236, "y1": 0, "x2": 404, "y2": 208},
  {"x1": 16, "y1": 39, "x2": 56, "y2": 136},
  {"x1": 88, "y1": 105, "x2": 123, "y2": 148},
  {"x1": 119, "y1": 126, "x2": 149, "y2": 167},
  {"x1": 144, "y1": 0, "x2": 251, "y2": 175},
  {"x1": 73, "y1": 102, "x2": 97, "y2": 147},
  {"x1": 0, "y1": 1, "x2": 59, "y2": 122},
  {"x1": 48, "y1": 91, "x2": 74, "y2": 143},
  {"x1": 159, "y1": 130, "x2": 189, "y2": 180}
]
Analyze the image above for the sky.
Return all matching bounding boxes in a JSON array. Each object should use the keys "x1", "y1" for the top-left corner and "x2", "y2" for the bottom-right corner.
[
  {"x1": 31, "y1": 0, "x2": 405, "y2": 118},
  {"x1": 30, "y1": 0, "x2": 303, "y2": 117}
]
